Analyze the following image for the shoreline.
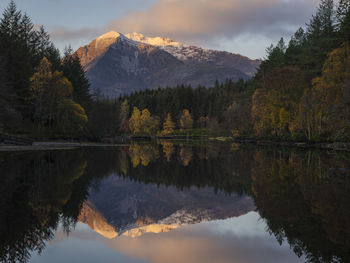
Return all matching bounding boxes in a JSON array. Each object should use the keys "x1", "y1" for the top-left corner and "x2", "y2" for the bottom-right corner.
[
  {"x1": 0, "y1": 142, "x2": 128, "y2": 152},
  {"x1": 1, "y1": 137, "x2": 350, "y2": 152},
  {"x1": 233, "y1": 138, "x2": 350, "y2": 152}
]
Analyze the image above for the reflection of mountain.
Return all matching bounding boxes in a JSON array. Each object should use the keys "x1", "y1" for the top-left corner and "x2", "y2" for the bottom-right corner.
[
  {"x1": 78, "y1": 175, "x2": 255, "y2": 238},
  {"x1": 78, "y1": 201, "x2": 118, "y2": 239}
]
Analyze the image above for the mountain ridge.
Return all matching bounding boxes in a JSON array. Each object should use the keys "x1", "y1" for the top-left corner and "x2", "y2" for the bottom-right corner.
[{"x1": 75, "y1": 31, "x2": 260, "y2": 97}]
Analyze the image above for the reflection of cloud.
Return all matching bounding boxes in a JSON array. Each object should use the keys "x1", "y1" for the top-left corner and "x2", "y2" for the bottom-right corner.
[
  {"x1": 102, "y1": 212, "x2": 304, "y2": 263},
  {"x1": 46, "y1": 213, "x2": 304, "y2": 263},
  {"x1": 109, "y1": 0, "x2": 318, "y2": 44},
  {"x1": 49, "y1": 223, "x2": 102, "y2": 245}
]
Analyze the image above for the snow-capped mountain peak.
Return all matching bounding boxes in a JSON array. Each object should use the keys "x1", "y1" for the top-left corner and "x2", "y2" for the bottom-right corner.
[
  {"x1": 97, "y1": 30, "x2": 121, "y2": 41},
  {"x1": 75, "y1": 31, "x2": 260, "y2": 97},
  {"x1": 125, "y1": 32, "x2": 182, "y2": 47}
]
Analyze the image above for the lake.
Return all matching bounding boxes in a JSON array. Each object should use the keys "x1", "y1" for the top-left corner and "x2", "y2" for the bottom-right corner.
[{"x1": 0, "y1": 141, "x2": 349, "y2": 263}]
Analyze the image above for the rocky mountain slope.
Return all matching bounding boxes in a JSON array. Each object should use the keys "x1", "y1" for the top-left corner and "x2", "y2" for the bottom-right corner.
[{"x1": 75, "y1": 31, "x2": 260, "y2": 97}]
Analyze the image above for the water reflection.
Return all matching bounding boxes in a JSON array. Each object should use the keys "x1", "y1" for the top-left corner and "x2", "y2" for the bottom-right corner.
[
  {"x1": 82, "y1": 175, "x2": 254, "y2": 238},
  {"x1": 0, "y1": 142, "x2": 349, "y2": 263},
  {"x1": 31, "y1": 212, "x2": 304, "y2": 263}
]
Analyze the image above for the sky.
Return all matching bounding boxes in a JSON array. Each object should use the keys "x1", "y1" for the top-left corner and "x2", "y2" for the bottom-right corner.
[{"x1": 0, "y1": 0, "x2": 319, "y2": 59}]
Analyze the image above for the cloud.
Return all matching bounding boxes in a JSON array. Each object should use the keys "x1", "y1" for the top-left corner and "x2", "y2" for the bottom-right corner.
[
  {"x1": 50, "y1": 26, "x2": 101, "y2": 42},
  {"x1": 109, "y1": 0, "x2": 318, "y2": 44},
  {"x1": 48, "y1": 0, "x2": 319, "y2": 58}
]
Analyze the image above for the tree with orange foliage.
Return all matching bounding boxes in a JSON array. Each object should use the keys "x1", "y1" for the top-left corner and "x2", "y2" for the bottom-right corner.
[
  {"x1": 179, "y1": 109, "x2": 193, "y2": 131},
  {"x1": 161, "y1": 113, "x2": 175, "y2": 135}
]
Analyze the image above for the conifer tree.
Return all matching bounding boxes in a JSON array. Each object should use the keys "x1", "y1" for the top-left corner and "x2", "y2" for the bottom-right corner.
[
  {"x1": 337, "y1": 0, "x2": 350, "y2": 43},
  {"x1": 0, "y1": 54, "x2": 19, "y2": 132},
  {"x1": 119, "y1": 99, "x2": 129, "y2": 133},
  {"x1": 303, "y1": 0, "x2": 337, "y2": 78},
  {"x1": 0, "y1": 1, "x2": 61, "y2": 116},
  {"x1": 62, "y1": 47, "x2": 92, "y2": 108}
]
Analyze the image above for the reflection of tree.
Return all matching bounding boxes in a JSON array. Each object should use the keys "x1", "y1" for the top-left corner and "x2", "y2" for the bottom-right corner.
[
  {"x1": 119, "y1": 142, "x2": 252, "y2": 195},
  {"x1": 251, "y1": 149, "x2": 350, "y2": 263},
  {"x1": 230, "y1": 143, "x2": 240, "y2": 151},
  {"x1": 0, "y1": 151, "x2": 91, "y2": 263},
  {"x1": 128, "y1": 143, "x2": 159, "y2": 167},
  {"x1": 179, "y1": 145, "x2": 193, "y2": 166},
  {"x1": 160, "y1": 141, "x2": 175, "y2": 162}
]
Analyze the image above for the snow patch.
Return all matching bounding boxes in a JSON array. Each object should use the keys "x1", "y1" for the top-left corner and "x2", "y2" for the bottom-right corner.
[
  {"x1": 126, "y1": 32, "x2": 182, "y2": 47},
  {"x1": 97, "y1": 31, "x2": 121, "y2": 41}
]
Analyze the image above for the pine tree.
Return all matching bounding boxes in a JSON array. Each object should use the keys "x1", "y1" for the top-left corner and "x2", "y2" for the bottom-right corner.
[
  {"x1": 337, "y1": 0, "x2": 350, "y2": 43},
  {"x1": 0, "y1": 1, "x2": 32, "y2": 111},
  {"x1": 119, "y1": 99, "x2": 129, "y2": 133},
  {"x1": 0, "y1": 53, "x2": 19, "y2": 132},
  {"x1": 302, "y1": 0, "x2": 337, "y2": 78},
  {"x1": 62, "y1": 47, "x2": 91, "y2": 108},
  {"x1": 0, "y1": 1, "x2": 61, "y2": 116}
]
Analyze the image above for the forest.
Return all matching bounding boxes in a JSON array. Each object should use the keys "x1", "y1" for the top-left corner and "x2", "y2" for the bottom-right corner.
[
  {"x1": 1, "y1": 0, "x2": 350, "y2": 142},
  {"x1": 120, "y1": 0, "x2": 350, "y2": 142}
]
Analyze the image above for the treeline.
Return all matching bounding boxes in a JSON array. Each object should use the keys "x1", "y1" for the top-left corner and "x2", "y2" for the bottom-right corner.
[
  {"x1": 116, "y1": 79, "x2": 252, "y2": 137},
  {"x1": 116, "y1": 0, "x2": 350, "y2": 142},
  {"x1": 0, "y1": 1, "x2": 104, "y2": 139},
  {"x1": 251, "y1": 0, "x2": 350, "y2": 142}
]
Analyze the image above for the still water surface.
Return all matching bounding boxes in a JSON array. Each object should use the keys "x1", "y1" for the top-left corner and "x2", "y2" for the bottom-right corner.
[{"x1": 0, "y1": 141, "x2": 349, "y2": 263}]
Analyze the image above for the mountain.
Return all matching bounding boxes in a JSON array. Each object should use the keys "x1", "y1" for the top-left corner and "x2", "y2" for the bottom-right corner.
[
  {"x1": 75, "y1": 31, "x2": 260, "y2": 97},
  {"x1": 78, "y1": 175, "x2": 256, "y2": 238}
]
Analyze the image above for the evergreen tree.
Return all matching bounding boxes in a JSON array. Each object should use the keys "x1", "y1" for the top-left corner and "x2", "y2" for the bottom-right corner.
[
  {"x1": 302, "y1": 0, "x2": 337, "y2": 78},
  {"x1": 0, "y1": 1, "x2": 61, "y2": 116},
  {"x1": 62, "y1": 47, "x2": 91, "y2": 108},
  {"x1": 337, "y1": 0, "x2": 350, "y2": 43},
  {"x1": 119, "y1": 99, "x2": 129, "y2": 133},
  {"x1": 0, "y1": 53, "x2": 19, "y2": 132}
]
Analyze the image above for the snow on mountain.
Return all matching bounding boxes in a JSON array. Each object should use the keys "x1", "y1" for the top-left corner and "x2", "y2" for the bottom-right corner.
[
  {"x1": 77, "y1": 175, "x2": 256, "y2": 239},
  {"x1": 125, "y1": 32, "x2": 182, "y2": 47},
  {"x1": 75, "y1": 31, "x2": 260, "y2": 97},
  {"x1": 96, "y1": 31, "x2": 121, "y2": 41},
  {"x1": 124, "y1": 32, "x2": 260, "y2": 76}
]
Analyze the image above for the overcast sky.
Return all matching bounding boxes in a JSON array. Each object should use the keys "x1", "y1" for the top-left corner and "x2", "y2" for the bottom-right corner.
[{"x1": 0, "y1": 0, "x2": 319, "y2": 59}]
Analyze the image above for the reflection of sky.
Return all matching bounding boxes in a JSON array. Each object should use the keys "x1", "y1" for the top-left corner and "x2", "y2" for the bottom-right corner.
[
  {"x1": 29, "y1": 212, "x2": 304, "y2": 263},
  {"x1": 30, "y1": 223, "x2": 146, "y2": 263}
]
